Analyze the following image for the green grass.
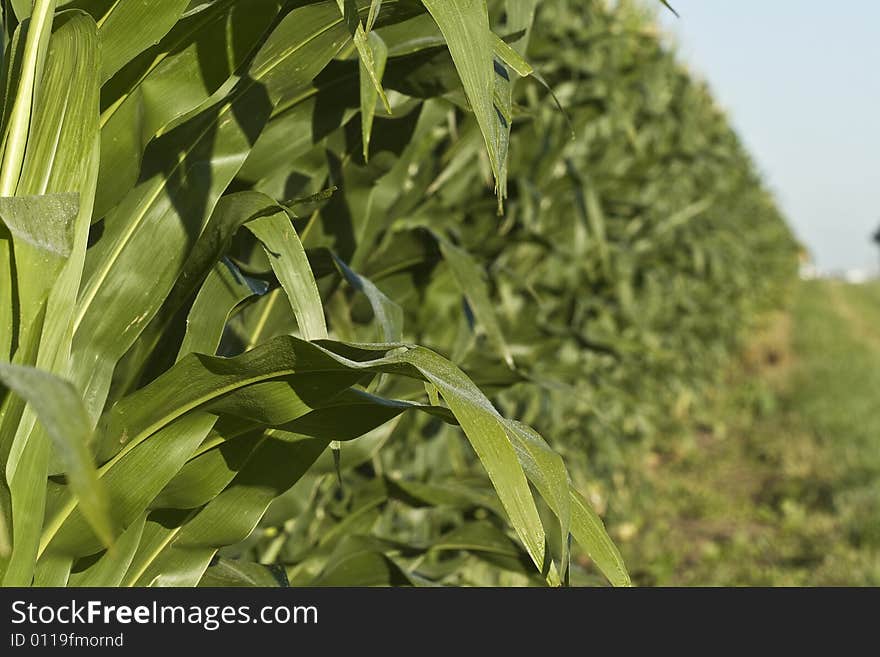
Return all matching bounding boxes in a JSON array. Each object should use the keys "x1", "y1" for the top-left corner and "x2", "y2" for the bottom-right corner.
[{"x1": 613, "y1": 279, "x2": 880, "y2": 586}]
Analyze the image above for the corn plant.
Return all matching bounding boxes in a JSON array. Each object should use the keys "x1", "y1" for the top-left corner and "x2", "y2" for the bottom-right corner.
[
  {"x1": 355, "y1": 0, "x2": 799, "y2": 481},
  {"x1": 244, "y1": 0, "x2": 798, "y2": 583},
  {"x1": 0, "y1": 0, "x2": 634, "y2": 588}
]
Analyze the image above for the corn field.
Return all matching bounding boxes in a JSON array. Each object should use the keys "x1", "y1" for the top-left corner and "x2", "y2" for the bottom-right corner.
[{"x1": 0, "y1": 0, "x2": 797, "y2": 588}]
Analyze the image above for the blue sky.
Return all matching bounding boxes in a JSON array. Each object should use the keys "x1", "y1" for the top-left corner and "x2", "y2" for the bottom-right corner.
[{"x1": 657, "y1": 0, "x2": 880, "y2": 272}]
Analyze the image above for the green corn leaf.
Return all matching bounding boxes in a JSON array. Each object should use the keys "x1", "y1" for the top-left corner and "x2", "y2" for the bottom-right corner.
[
  {"x1": 22, "y1": 10, "x2": 100, "y2": 376},
  {"x1": 123, "y1": 435, "x2": 328, "y2": 586},
  {"x1": 570, "y1": 486, "x2": 631, "y2": 587},
  {"x1": 33, "y1": 554, "x2": 72, "y2": 586},
  {"x1": 203, "y1": 377, "x2": 362, "y2": 429},
  {"x1": 72, "y1": 2, "x2": 354, "y2": 420},
  {"x1": 68, "y1": 514, "x2": 147, "y2": 587},
  {"x1": 365, "y1": 0, "x2": 383, "y2": 32},
  {"x1": 91, "y1": 340, "x2": 359, "y2": 465},
  {"x1": 0, "y1": 194, "x2": 79, "y2": 347},
  {"x1": 0, "y1": 363, "x2": 113, "y2": 554},
  {"x1": 199, "y1": 558, "x2": 286, "y2": 587},
  {"x1": 0, "y1": 8, "x2": 101, "y2": 365},
  {"x1": 503, "y1": 419, "x2": 572, "y2": 584},
  {"x1": 491, "y1": 33, "x2": 532, "y2": 77},
  {"x1": 312, "y1": 535, "x2": 414, "y2": 586},
  {"x1": 17, "y1": 11, "x2": 98, "y2": 198},
  {"x1": 152, "y1": 428, "x2": 263, "y2": 511},
  {"x1": 72, "y1": 83, "x2": 275, "y2": 421},
  {"x1": 312, "y1": 341, "x2": 548, "y2": 574},
  {"x1": 41, "y1": 412, "x2": 216, "y2": 558},
  {"x1": 2, "y1": 419, "x2": 48, "y2": 585},
  {"x1": 128, "y1": 191, "x2": 284, "y2": 386},
  {"x1": 172, "y1": 434, "x2": 329, "y2": 550},
  {"x1": 421, "y1": 0, "x2": 509, "y2": 200},
  {"x1": 95, "y1": 0, "x2": 281, "y2": 218},
  {"x1": 438, "y1": 236, "x2": 514, "y2": 368},
  {"x1": 74, "y1": 336, "x2": 554, "y2": 575},
  {"x1": 332, "y1": 253, "x2": 403, "y2": 343},
  {"x1": 336, "y1": 0, "x2": 391, "y2": 114},
  {"x1": 385, "y1": 476, "x2": 500, "y2": 513},
  {"x1": 430, "y1": 521, "x2": 523, "y2": 559},
  {"x1": 0, "y1": 0, "x2": 57, "y2": 195},
  {"x1": 94, "y1": 0, "x2": 190, "y2": 83},
  {"x1": 278, "y1": 388, "x2": 454, "y2": 440},
  {"x1": 121, "y1": 512, "x2": 214, "y2": 587},
  {"x1": 153, "y1": 391, "x2": 447, "y2": 513},
  {"x1": 246, "y1": 209, "x2": 329, "y2": 341},
  {"x1": 360, "y1": 30, "x2": 388, "y2": 161},
  {"x1": 177, "y1": 259, "x2": 269, "y2": 360}
]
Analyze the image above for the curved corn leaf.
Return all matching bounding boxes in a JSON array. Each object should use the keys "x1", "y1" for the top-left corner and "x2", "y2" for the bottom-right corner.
[
  {"x1": 0, "y1": 363, "x2": 112, "y2": 553},
  {"x1": 120, "y1": 435, "x2": 328, "y2": 586},
  {"x1": 247, "y1": 208, "x2": 328, "y2": 341},
  {"x1": 570, "y1": 487, "x2": 630, "y2": 587},
  {"x1": 312, "y1": 535, "x2": 414, "y2": 586},
  {"x1": 67, "y1": 513, "x2": 147, "y2": 587},
  {"x1": 33, "y1": 554, "x2": 73, "y2": 586},
  {"x1": 332, "y1": 253, "x2": 403, "y2": 343},
  {"x1": 41, "y1": 412, "x2": 216, "y2": 557},
  {"x1": 177, "y1": 259, "x2": 269, "y2": 360},
  {"x1": 51, "y1": 336, "x2": 555, "y2": 576}
]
